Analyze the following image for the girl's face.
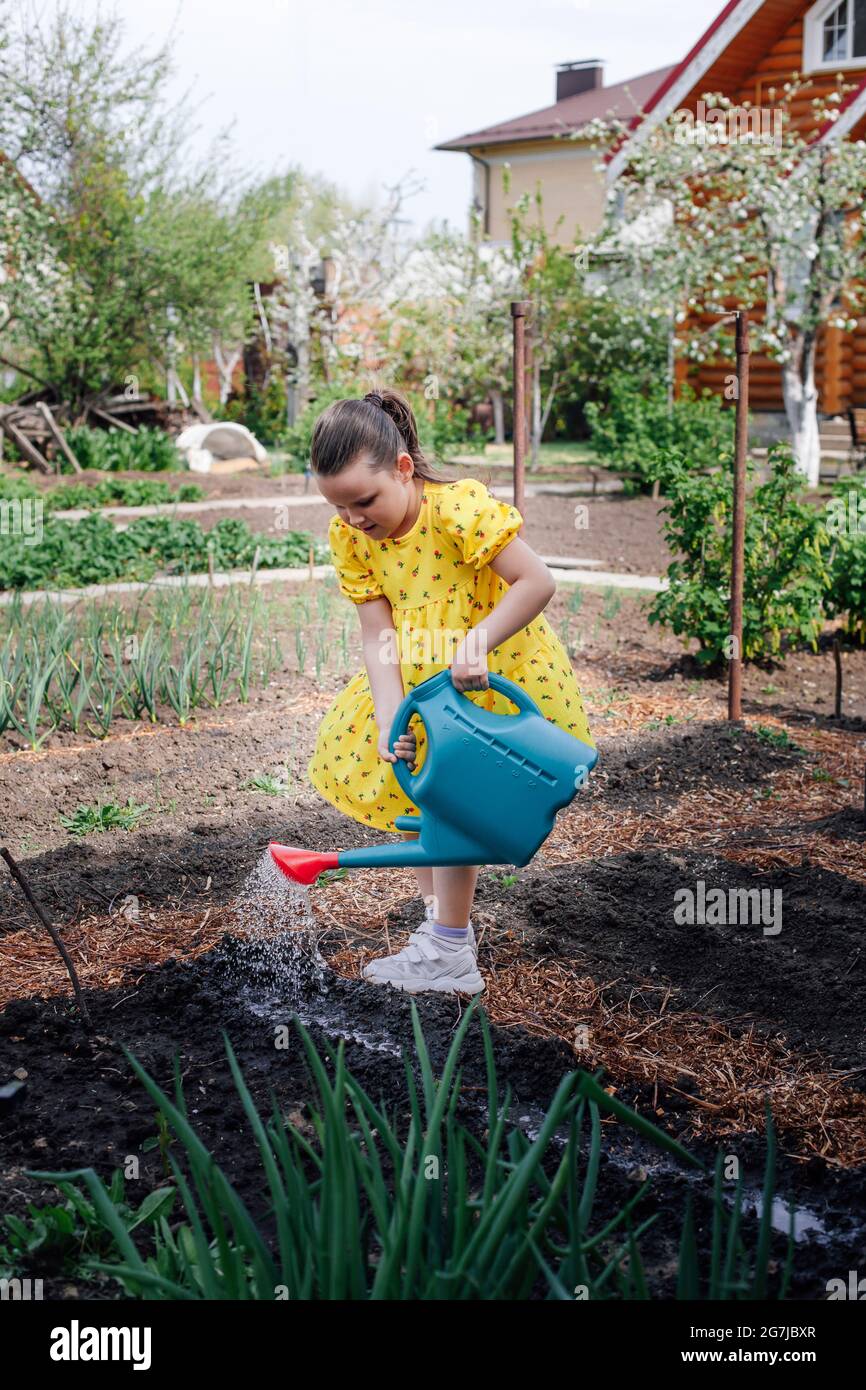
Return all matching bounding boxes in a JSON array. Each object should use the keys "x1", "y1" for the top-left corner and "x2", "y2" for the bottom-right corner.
[{"x1": 318, "y1": 454, "x2": 418, "y2": 539}]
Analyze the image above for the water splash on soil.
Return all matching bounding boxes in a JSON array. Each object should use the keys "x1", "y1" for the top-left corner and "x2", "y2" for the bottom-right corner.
[
  {"x1": 505, "y1": 1099, "x2": 829, "y2": 1244},
  {"x1": 229, "y1": 849, "x2": 329, "y2": 1003},
  {"x1": 228, "y1": 850, "x2": 415, "y2": 1058}
]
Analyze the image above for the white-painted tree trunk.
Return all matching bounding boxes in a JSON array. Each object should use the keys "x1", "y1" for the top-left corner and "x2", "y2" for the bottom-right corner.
[
  {"x1": 191, "y1": 354, "x2": 203, "y2": 403},
  {"x1": 782, "y1": 340, "x2": 820, "y2": 488},
  {"x1": 213, "y1": 342, "x2": 242, "y2": 404},
  {"x1": 531, "y1": 358, "x2": 542, "y2": 468},
  {"x1": 490, "y1": 389, "x2": 505, "y2": 444}
]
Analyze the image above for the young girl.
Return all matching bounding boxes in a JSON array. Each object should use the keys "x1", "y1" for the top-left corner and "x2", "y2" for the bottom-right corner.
[{"x1": 307, "y1": 387, "x2": 595, "y2": 995}]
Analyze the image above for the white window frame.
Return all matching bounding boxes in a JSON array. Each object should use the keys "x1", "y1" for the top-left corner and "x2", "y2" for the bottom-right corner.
[{"x1": 803, "y1": 0, "x2": 866, "y2": 72}]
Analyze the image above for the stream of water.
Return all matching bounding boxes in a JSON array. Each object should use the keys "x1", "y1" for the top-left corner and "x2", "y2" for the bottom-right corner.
[{"x1": 228, "y1": 849, "x2": 329, "y2": 1000}]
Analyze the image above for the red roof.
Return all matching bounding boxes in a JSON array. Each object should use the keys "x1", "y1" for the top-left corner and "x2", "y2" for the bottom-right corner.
[{"x1": 434, "y1": 66, "x2": 676, "y2": 150}]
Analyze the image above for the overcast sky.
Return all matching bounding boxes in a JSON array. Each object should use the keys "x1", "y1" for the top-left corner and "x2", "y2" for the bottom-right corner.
[{"x1": 76, "y1": 0, "x2": 725, "y2": 235}]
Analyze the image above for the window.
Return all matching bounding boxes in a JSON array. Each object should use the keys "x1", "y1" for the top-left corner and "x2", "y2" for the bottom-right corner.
[
  {"x1": 805, "y1": 0, "x2": 866, "y2": 68},
  {"x1": 823, "y1": 1, "x2": 848, "y2": 60}
]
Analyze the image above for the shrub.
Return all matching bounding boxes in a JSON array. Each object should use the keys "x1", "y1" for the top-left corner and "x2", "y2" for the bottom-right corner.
[
  {"x1": 279, "y1": 382, "x2": 357, "y2": 468},
  {"x1": 585, "y1": 372, "x2": 736, "y2": 493},
  {"x1": 648, "y1": 444, "x2": 830, "y2": 667},
  {"x1": 415, "y1": 394, "x2": 489, "y2": 462},
  {"x1": 224, "y1": 371, "x2": 292, "y2": 449},
  {"x1": 824, "y1": 475, "x2": 866, "y2": 643}
]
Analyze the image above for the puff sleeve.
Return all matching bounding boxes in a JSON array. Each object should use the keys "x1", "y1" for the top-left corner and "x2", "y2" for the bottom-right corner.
[
  {"x1": 439, "y1": 479, "x2": 524, "y2": 570},
  {"x1": 328, "y1": 516, "x2": 383, "y2": 603}
]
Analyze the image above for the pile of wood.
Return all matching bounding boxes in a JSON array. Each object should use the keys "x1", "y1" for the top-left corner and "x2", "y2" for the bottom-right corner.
[{"x1": 0, "y1": 390, "x2": 209, "y2": 473}]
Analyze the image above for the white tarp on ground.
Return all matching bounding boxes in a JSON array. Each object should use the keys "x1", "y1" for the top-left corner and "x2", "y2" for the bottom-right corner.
[{"x1": 175, "y1": 422, "x2": 268, "y2": 472}]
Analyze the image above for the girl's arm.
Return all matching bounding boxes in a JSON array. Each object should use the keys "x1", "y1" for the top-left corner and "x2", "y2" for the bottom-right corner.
[
  {"x1": 357, "y1": 595, "x2": 415, "y2": 765},
  {"x1": 451, "y1": 538, "x2": 556, "y2": 691}
]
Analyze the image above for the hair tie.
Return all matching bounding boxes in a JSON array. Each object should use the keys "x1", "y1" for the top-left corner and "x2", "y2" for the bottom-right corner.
[{"x1": 364, "y1": 391, "x2": 384, "y2": 409}]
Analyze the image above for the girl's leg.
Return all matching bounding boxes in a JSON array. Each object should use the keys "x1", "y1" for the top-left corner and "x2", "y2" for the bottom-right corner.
[
  {"x1": 399, "y1": 832, "x2": 479, "y2": 928},
  {"x1": 400, "y1": 831, "x2": 435, "y2": 917},
  {"x1": 431, "y1": 864, "x2": 479, "y2": 930}
]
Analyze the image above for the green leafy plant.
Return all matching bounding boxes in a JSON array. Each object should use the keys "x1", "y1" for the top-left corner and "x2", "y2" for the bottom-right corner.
[
  {"x1": 23, "y1": 1004, "x2": 795, "y2": 1300},
  {"x1": 0, "y1": 511, "x2": 329, "y2": 592},
  {"x1": 648, "y1": 445, "x2": 830, "y2": 667},
  {"x1": 61, "y1": 426, "x2": 182, "y2": 474},
  {"x1": 45, "y1": 479, "x2": 204, "y2": 511},
  {"x1": 242, "y1": 769, "x2": 292, "y2": 796},
  {"x1": 317, "y1": 867, "x2": 348, "y2": 885},
  {"x1": 753, "y1": 725, "x2": 804, "y2": 753},
  {"x1": 59, "y1": 798, "x2": 150, "y2": 837},
  {"x1": 0, "y1": 1170, "x2": 175, "y2": 1283}
]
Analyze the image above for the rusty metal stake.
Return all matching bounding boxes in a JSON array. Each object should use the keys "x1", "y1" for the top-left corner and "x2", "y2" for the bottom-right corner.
[
  {"x1": 511, "y1": 301, "x2": 530, "y2": 518},
  {"x1": 728, "y1": 310, "x2": 750, "y2": 723}
]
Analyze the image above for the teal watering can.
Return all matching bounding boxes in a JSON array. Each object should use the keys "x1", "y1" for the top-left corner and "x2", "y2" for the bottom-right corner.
[{"x1": 270, "y1": 669, "x2": 598, "y2": 885}]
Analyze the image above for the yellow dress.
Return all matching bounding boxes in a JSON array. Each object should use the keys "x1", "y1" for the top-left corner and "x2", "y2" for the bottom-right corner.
[{"x1": 307, "y1": 476, "x2": 595, "y2": 833}]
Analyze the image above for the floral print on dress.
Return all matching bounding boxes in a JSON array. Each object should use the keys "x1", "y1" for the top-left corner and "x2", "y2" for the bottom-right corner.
[{"x1": 309, "y1": 478, "x2": 594, "y2": 833}]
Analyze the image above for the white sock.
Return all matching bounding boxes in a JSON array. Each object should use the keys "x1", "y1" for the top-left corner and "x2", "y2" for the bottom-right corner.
[{"x1": 431, "y1": 920, "x2": 470, "y2": 946}]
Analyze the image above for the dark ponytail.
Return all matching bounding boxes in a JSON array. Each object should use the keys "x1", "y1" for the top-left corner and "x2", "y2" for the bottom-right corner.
[{"x1": 310, "y1": 386, "x2": 455, "y2": 483}]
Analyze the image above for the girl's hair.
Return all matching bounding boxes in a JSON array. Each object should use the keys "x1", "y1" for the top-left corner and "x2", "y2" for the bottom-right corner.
[{"x1": 310, "y1": 387, "x2": 454, "y2": 483}]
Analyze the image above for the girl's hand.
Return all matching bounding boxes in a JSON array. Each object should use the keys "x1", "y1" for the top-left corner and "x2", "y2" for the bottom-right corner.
[
  {"x1": 450, "y1": 646, "x2": 490, "y2": 694},
  {"x1": 378, "y1": 727, "x2": 416, "y2": 769}
]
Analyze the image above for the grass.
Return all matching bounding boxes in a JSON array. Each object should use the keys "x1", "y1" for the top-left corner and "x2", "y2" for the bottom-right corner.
[
  {"x1": 15, "y1": 1000, "x2": 796, "y2": 1300},
  {"x1": 447, "y1": 440, "x2": 600, "y2": 472},
  {"x1": 241, "y1": 769, "x2": 293, "y2": 797},
  {"x1": 59, "y1": 798, "x2": 150, "y2": 837}
]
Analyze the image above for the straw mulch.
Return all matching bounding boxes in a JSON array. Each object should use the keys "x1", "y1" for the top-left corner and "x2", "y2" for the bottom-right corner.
[
  {"x1": 0, "y1": 907, "x2": 231, "y2": 1013},
  {"x1": 1, "y1": 685, "x2": 863, "y2": 1163},
  {"x1": 321, "y1": 916, "x2": 866, "y2": 1168}
]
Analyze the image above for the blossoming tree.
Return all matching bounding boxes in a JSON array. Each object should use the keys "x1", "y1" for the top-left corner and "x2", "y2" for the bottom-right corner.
[{"x1": 583, "y1": 82, "x2": 866, "y2": 486}]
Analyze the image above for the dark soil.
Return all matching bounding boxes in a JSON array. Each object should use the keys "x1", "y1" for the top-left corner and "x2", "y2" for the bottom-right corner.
[
  {"x1": 1, "y1": 939, "x2": 865, "y2": 1302},
  {"x1": 586, "y1": 719, "x2": 810, "y2": 809},
  {"x1": 511, "y1": 850, "x2": 866, "y2": 1078},
  {"x1": 1, "y1": 545, "x2": 864, "y2": 1299}
]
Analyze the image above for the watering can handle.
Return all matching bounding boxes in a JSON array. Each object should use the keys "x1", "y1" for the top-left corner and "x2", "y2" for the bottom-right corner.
[{"x1": 387, "y1": 671, "x2": 544, "y2": 804}]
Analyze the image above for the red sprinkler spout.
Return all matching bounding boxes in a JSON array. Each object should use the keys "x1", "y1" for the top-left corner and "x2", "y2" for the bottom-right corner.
[{"x1": 269, "y1": 843, "x2": 340, "y2": 886}]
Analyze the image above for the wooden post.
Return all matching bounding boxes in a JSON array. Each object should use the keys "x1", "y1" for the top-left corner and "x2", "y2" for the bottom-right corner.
[
  {"x1": 4, "y1": 420, "x2": 52, "y2": 474},
  {"x1": 511, "y1": 301, "x2": 530, "y2": 518},
  {"x1": 728, "y1": 310, "x2": 750, "y2": 723}
]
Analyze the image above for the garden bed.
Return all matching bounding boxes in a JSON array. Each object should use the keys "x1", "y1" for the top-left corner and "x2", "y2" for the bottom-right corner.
[{"x1": 0, "y1": 571, "x2": 863, "y2": 1299}]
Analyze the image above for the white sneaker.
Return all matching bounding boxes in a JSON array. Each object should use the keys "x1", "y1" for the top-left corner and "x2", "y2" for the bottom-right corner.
[
  {"x1": 424, "y1": 903, "x2": 476, "y2": 954},
  {"x1": 363, "y1": 920, "x2": 485, "y2": 995}
]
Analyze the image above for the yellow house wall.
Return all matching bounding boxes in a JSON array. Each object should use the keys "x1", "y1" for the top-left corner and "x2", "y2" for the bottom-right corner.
[{"x1": 471, "y1": 141, "x2": 606, "y2": 246}]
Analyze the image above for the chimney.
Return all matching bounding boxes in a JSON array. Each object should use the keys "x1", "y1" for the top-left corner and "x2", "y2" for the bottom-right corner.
[{"x1": 556, "y1": 60, "x2": 604, "y2": 102}]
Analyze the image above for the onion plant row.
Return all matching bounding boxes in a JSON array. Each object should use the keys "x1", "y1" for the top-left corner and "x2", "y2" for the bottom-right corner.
[
  {"x1": 25, "y1": 1000, "x2": 795, "y2": 1301},
  {"x1": 0, "y1": 587, "x2": 284, "y2": 747}
]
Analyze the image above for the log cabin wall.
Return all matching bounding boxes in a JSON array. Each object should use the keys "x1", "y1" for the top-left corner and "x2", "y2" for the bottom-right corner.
[{"x1": 670, "y1": 1, "x2": 866, "y2": 414}]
